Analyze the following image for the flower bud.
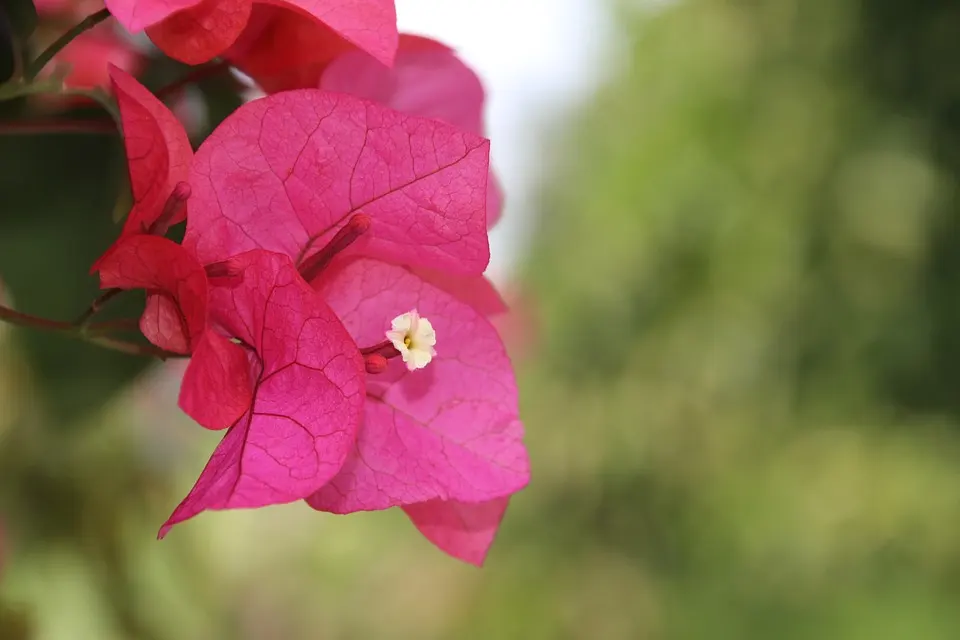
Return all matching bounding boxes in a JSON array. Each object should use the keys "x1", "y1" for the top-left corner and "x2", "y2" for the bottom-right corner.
[{"x1": 364, "y1": 353, "x2": 388, "y2": 374}]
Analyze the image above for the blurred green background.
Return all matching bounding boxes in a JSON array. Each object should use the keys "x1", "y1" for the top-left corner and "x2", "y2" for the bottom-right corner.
[{"x1": 4, "y1": 0, "x2": 960, "y2": 637}]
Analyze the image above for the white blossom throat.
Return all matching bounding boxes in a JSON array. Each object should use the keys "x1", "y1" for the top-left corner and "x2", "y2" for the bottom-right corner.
[{"x1": 386, "y1": 310, "x2": 437, "y2": 371}]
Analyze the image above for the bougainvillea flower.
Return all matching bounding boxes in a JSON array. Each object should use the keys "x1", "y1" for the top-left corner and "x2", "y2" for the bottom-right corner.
[
  {"x1": 96, "y1": 235, "x2": 207, "y2": 354},
  {"x1": 223, "y1": 2, "x2": 388, "y2": 94},
  {"x1": 91, "y1": 66, "x2": 193, "y2": 273},
  {"x1": 319, "y1": 35, "x2": 504, "y2": 228},
  {"x1": 34, "y1": 0, "x2": 143, "y2": 94},
  {"x1": 104, "y1": 0, "x2": 396, "y2": 67},
  {"x1": 88, "y1": 78, "x2": 520, "y2": 560},
  {"x1": 305, "y1": 258, "x2": 529, "y2": 565},
  {"x1": 184, "y1": 89, "x2": 491, "y2": 275},
  {"x1": 160, "y1": 250, "x2": 365, "y2": 534},
  {"x1": 89, "y1": 68, "x2": 198, "y2": 354}
]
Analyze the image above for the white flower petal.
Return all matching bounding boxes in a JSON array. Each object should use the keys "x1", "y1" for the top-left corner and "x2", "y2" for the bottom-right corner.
[{"x1": 386, "y1": 310, "x2": 437, "y2": 371}]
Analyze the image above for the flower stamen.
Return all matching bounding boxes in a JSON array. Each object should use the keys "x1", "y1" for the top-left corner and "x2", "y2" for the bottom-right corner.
[{"x1": 299, "y1": 213, "x2": 371, "y2": 282}]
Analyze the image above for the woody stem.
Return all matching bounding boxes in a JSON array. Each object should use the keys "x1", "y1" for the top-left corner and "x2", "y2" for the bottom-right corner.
[
  {"x1": 0, "y1": 303, "x2": 181, "y2": 360},
  {"x1": 83, "y1": 335, "x2": 179, "y2": 359},
  {"x1": 26, "y1": 8, "x2": 112, "y2": 81},
  {"x1": 0, "y1": 304, "x2": 74, "y2": 333},
  {"x1": 75, "y1": 288, "x2": 122, "y2": 327},
  {"x1": 0, "y1": 119, "x2": 118, "y2": 135},
  {"x1": 82, "y1": 318, "x2": 141, "y2": 334}
]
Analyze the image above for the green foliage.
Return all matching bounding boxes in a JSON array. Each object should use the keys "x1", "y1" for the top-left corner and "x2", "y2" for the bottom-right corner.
[{"x1": 500, "y1": 0, "x2": 960, "y2": 637}]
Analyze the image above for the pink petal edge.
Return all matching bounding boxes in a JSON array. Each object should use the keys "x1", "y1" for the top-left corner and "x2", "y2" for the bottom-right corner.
[{"x1": 404, "y1": 497, "x2": 511, "y2": 566}]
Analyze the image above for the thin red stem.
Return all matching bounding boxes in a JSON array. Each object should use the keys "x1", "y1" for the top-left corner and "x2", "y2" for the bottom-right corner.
[
  {"x1": 0, "y1": 303, "x2": 181, "y2": 359},
  {"x1": 84, "y1": 335, "x2": 182, "y2": 360},
  {"x1": 0, "y1": 119, "x2": 117, "y2": 135},
  {"x1": 360, "y1": 340, "x2": 393, "y2": 356},
  {"x1": 85, "y1": 318, "x2": 141, "y2": 334},
  {"x1": 75, "y1": 288, "x2": 122, "y2": 326},
  {"x1": 0, "y1": 304, "x2": 74, "y2": 332}
]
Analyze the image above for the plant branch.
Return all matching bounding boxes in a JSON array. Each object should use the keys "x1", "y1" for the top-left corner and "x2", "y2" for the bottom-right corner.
[
  {"x1": 0, "y1": 302, "x2": 181, "y2": 360},
  {"x1": 75, "y1": 288, "x2": 122, "y2": 326},
  {"x1": 0, "y1": 304, "x2": 74, "y2": 333},
  {"x1": 26, "y1": 8, "x2": 112, "y2": 81},
  {"x1": 0, "y1": 118, "x2": 117, "y2": 135},
  {"x1": 84, "y1": 335, "x2": 181, "y2": 360},
  {"x1": 84, "y1": 318, "x2": 142, "y2": 335}
]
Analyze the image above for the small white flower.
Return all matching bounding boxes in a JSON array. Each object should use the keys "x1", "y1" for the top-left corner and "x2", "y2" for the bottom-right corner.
[{"x1": 386, "y1": 309, "x2": 437, "y2": 371}]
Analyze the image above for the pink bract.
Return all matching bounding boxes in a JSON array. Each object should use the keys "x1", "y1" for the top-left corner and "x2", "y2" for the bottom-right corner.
[
  {"x1": 227, "y1": 0, "x2": 396, "y2": 92},
  {"x1": 145, "y1": 0, "x2": 252, "y2": 66},
  {"x1": 277, "y1": 0, "x2": 396, "y2": 66},
  {"x1": 320, "y1": 35, "x2": 504, "y2": 227},
  {"x1": 105, "y1": 0, "x2": 397, "y2": 67},
  {"x1": 161, "y1": 250, "x2": 365, "y2": 535},
  {"x1": 226, "y1": 4, "x2": 351, "y2": 93},
  {"x1": 404, "y1": 497, "x2": 511, "y2": 567},
  {"x1": 306, "y1": 258, "x2": 529, "y2": 560},
  {"x1": 96, "y1": 236, "x2": 207, "y2": 354},
  {"x1": 410, "y1": 267, "x2": 508, "y2": 318},
  {"x1": 321, "y1": 36, "x2": 484, "y2": 132},
  {"x1": 184, "y1": 89, "x2": 491, "y2": 274},
  {"x1": 102, "y1": 66, "x2": 192, "y2": 245},
  {"x1": 104, "y1": 0, "x2": 205, "y2": 32},
  {"x1": 179, "y1": 330, "x2": 253, "y2": 430}
]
